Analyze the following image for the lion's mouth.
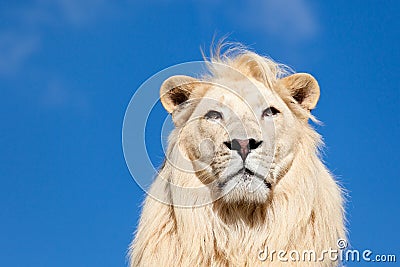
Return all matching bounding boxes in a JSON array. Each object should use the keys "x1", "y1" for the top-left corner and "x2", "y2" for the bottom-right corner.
[
  {"x1": 222, "y1": 168, "x2": 271, "y2": 189},
  {"x1": 242, "y1": 168, "x2": 272, "y2": 189},
  {"x1": 242, "y1": 168, "x2": 255, "y2": 181}
]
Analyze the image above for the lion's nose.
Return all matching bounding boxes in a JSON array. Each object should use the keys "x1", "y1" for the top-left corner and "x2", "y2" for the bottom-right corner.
[{"x1": 224, "y1": 138, "x2": 263, "y2": 161}]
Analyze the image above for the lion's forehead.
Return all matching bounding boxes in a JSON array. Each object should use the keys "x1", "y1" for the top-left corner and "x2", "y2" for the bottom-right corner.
[{"x1": 199, "y1": 78, "x2": 278, "y2": 112}]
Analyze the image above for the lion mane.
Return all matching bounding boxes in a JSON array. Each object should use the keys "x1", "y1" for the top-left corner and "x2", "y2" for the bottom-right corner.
[{"x1": 129, "y1": 44, "x2": 345, "y2": 267}]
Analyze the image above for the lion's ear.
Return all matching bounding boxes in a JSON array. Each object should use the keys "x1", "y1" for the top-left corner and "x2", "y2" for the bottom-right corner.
[
  {"x1": 280, "y1": 73, "x2": 320, "y2": 110},
  {"x1": 160, "y1": 75, "x2": 199, "y2": 113}
]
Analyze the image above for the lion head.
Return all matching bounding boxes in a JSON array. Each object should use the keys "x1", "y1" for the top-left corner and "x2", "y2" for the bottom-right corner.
[
  {"x1": 130, "y1": 46, "x2": 344, "y2": 267},
  {"x1": 159, "y1": 51, "x2": 320, "y2": 205}
]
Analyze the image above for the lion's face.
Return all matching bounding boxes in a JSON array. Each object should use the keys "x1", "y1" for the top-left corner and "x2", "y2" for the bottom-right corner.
[
  {"x1": 179, "y1": 77, "x2": 299, "y2": 203},
  {"x1": 160, "y1": 72, "x2": 319, "y2": 204}
]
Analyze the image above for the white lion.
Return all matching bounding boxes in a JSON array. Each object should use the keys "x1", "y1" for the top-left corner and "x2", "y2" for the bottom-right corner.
[{"x1": 129, "y1": 45, "x2": 345, "y2": 266}]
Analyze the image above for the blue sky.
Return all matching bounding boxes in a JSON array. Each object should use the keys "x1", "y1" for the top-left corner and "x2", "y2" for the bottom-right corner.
[{"x1": 1, "y1": 0, "x2": 399, "y2": 266}]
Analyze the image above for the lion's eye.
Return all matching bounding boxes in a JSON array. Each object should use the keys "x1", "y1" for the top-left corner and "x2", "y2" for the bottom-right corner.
[
  {"x1": 262, "y1": 107, "x2": 280, "y2": 117},
  {"x1": 204, "y1": 110, "x2": 223, "y2": 120}
]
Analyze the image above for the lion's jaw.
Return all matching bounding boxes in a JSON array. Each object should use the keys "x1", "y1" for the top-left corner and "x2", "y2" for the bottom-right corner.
[{"x1": 177, "y1": 77, "x2": 299, "y2": 204}]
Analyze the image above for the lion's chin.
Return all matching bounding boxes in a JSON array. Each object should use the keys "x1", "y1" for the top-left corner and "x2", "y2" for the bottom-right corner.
[{"x1": 217, "y1": 169, "x2": 271, "y2": 204}]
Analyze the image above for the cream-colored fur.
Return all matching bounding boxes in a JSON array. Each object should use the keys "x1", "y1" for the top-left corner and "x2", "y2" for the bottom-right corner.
[{"x1": 129, "y1": 45, "x2": 345, "y2": 266}]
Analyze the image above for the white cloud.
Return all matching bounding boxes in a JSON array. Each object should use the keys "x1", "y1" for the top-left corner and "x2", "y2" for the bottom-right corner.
[
  {"x1": 0, "y1": 32, "x2": 39, "y2": 75},
  {"x1": 0, "y1": 0, "x2": 112, "y2": 111},
  {"x1": 48, "y1": 0, "x2": 113, "y2": 27},
  {"x1": 0, "y1": 0, "x2": 114, "y2": 76},
  {"x1": 243, "y1": 0, "x2": 318, "y2": 41},
  {"x1": 39, "y1": 79, "x2": 90, "y2": 111},
  {"x1": 195, "y1": 0, "x2": 318, "y2": 44}
]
